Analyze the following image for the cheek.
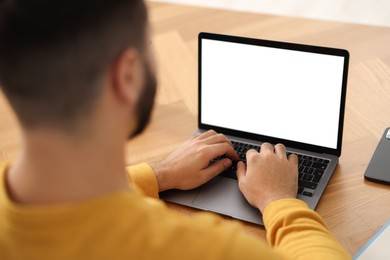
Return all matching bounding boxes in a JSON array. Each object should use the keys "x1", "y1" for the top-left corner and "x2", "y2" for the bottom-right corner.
[
  {"x1": 150, "y1": 51, "x2": 157, "y2": 76},
  {"x1": 146, "y1": 43, "x2": 158, "y2": 78},
  {"x1": 133, "y1": 64, "x2": 146, "y2": 102}
]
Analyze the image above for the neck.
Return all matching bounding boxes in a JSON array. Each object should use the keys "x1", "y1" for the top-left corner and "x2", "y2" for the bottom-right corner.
[{"x1": 7, "y1": 127, "x2": 130, "y2": 205}]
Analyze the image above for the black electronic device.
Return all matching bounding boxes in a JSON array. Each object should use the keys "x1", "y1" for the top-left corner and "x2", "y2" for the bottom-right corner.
[{"x1": 364, "y1": 128, "x2": 390, "y2": 185}]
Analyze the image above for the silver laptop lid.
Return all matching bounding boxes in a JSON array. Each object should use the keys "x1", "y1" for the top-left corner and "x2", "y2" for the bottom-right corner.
[{"x1": 198, "y1": 32, "x2": 349, "y2": 157}]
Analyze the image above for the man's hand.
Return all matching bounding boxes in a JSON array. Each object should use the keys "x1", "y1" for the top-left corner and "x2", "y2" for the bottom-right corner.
[
  {"x1": 237, "y1": 143, "x2": 298, "y2": 213},
  {"x1": 151, "y1": 130, "x2": 239, "y2": 192}
]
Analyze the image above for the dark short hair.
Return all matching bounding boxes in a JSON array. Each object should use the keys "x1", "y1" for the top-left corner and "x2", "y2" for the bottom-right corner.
[{"x1": 0, "y1": 0, "x2": 148, "y2": 130}]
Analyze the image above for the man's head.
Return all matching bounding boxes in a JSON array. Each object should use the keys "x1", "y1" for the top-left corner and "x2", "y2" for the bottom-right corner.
[{"x1": 0, "y1": 0, "x2": 156, "y2": 137}]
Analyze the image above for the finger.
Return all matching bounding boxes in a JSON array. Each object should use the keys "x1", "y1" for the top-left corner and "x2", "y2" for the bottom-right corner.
[
  {"x1": 236, "y1": 161, "x2": 246, "y2": 182},
  {"x1": 202, "y1": 133, "x2": 233, "y2": 147},
  {"x1": 245, "y1": 148, "x2": 258, "y2": 162},
  {"x1": 202, "y1": 158, "x2": 232, "y2": 180},
  {"x1": 196, "y1": 130, "x2": 218, "y2": 140},
  {"x1": 288, "y1": 153, "x2": 298, "y2": 165},
  {"x1": 245, "y1": 148, "x2": 260, "y2": 164},
  {"x1": 191, "y1": 132, "x2": 201, "y2": 139},
  {"x1": 260, "y1": 142, "x2": 273, "y2": 153},
  {"x1": 208, "y1": 143, "x2": 239, "y2": 161},
  {"x1": 274, "y1": 143, "x2": 287, "y2": 158}
]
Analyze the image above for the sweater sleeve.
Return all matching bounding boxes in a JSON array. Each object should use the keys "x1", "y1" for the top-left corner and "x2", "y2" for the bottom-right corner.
[
  {"x1": 125, "y1": 164, "x2": 349, "y2": 259},
  {"x1": 126, "y1": 163, "x2": 159, "y2": 199},
  {"x1": 126, "y1": 192, "x2": 349, "y2": 260},
  {"x1": 263, "y1": 198, "x2": 351, "y2": 260}
]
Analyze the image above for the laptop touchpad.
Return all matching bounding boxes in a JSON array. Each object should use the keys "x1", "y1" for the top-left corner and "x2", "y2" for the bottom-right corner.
[{"x1": 193, "y1": 177, "x2": 262, "y2": 224}]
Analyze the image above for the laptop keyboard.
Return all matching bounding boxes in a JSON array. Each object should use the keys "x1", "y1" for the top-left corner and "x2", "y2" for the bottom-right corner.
[{"x1": 216, "y1": 141, "x2": 330, "y2": 197}]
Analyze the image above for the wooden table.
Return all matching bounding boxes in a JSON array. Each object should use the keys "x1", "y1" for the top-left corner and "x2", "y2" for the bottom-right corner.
[{"x1": 1, "y1": 1, "x2": 389, "y2": 256}]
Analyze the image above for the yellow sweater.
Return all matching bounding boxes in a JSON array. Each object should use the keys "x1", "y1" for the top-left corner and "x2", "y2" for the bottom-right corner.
[{"x1": 0, "y1": 163, "x2": 350, "y2": 260}]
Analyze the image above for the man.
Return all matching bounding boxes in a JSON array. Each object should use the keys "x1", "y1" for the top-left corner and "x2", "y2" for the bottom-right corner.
[{"x1": 0, "y1": 0, "x2": 350, "y2": 259}]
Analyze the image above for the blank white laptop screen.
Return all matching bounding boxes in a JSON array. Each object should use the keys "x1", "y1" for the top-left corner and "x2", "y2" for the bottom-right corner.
[{"x1": 201, "y1": 39, "x2": 345, "y2": 149}]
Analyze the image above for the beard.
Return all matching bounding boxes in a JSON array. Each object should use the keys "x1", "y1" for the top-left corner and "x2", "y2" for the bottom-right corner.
[{"x1": 129, "y1": 58, "x2": 157, "y2": 138}]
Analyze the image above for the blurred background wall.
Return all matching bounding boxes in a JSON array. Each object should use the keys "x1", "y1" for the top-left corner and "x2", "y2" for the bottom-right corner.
[{"x1": 150, "y1": 0, "x2": 390, "y2": 27}]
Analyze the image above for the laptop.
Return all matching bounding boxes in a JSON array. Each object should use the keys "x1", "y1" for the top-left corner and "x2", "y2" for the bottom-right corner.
[{"x1": 160, "y1": 32, "x2": 349, "y2": 225}]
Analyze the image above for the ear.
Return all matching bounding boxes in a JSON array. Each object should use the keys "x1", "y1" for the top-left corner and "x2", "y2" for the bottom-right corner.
[{"x1": 110, "y1": 48, "x2": 143, "y2": 106}]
